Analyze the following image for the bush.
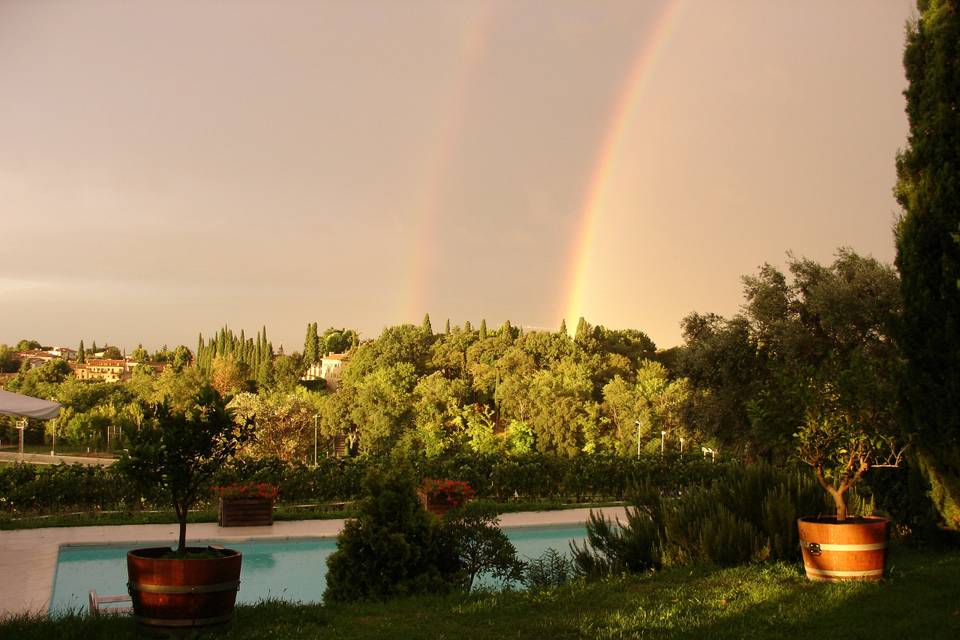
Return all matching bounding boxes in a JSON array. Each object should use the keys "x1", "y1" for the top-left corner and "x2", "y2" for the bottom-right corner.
[
  {"x1": 523, "y1": 548, "x2": 574, "y2": 591},
  {"x1": 324, "y1": 468, "x2": 458, "y2": 602},
  {"x1": 572, "y1": 463, "x2": 837, "y2": 575},
  {"x1": 444, "y1": 502, "x2": 524, "y2": 591}
]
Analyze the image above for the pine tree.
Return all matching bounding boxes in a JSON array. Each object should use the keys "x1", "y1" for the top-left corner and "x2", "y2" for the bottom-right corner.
[
  {"x1": 77, "y1": 340, "x2": 85, "y2": 364},
  {"x1": 479, "y1": 319, "x2": 488, "y2": 340},
  {"x1": 895, "y1": 0, "x2": 960, "y2": 530},
  {"x1": 422, "y1": 313, "x2": 433, "y2": 336}
]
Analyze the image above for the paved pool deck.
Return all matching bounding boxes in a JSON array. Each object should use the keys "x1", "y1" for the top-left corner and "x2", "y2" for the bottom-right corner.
[{"x1": 0, "y1": 506, "x2": 627, "y2": 619}]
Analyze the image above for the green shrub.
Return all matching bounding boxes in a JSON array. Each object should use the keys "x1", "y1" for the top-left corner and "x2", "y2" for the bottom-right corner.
[
  {"x1": 573, "y1": 463, "x2": 838, "y2": 575},
  {"x1": 324, "y1": 468, "x2": 458, "y2": 602},
  {"x1": 523, "y1": 548, "x2": 574, "y2": 591}
]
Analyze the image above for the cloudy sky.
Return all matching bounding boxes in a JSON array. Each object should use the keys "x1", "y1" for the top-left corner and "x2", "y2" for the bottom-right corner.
[{"x1": 0, "y1": 0, "x2": 914, "y2": 352}]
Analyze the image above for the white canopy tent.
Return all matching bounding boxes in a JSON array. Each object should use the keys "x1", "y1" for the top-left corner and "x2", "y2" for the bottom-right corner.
[
  {"x1": 0, "y1": 389, "x2": 61, "y2": 456},
  {"x1": 0, "y1": 389, "x2": 61, "y2": 420}
]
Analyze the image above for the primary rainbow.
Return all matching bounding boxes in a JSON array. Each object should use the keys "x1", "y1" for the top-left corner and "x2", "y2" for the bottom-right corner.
[{"x1": 562, "y1": 0, "x2": 686, "y2": 332}]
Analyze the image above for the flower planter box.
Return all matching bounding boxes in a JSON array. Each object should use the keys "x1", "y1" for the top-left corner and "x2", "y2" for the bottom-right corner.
[
  {"x1": 218, "y1": 497, "x2": 274, "y2": 527},
  {"x1": 417, "y1": 491, "x2": 455, "y2": 517}
]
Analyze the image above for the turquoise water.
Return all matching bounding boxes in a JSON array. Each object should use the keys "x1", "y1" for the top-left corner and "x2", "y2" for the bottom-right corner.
[{"x1": 49, "y1": 525, "x2": 586, "y2": 613}]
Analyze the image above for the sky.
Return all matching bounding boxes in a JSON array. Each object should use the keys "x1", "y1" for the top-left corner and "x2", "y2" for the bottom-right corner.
[{"x1": 0, "y1": 0, "x2": 915, "y2": 352}]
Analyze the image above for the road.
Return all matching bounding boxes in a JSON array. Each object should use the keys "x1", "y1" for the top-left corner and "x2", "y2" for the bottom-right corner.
[{"x1": 0, "y1": 451, "x2": 116, "y2": 466}]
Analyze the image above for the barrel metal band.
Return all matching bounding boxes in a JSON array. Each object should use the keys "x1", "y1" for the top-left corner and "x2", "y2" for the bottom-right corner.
[
  {"x1": 134, "y1": 612, "x2": 234, "y2": 627},
  {"x1": 800, "y1": 540, "x2": 887, "y2": 552},
  {"x1": 803, "y1": 567, "x2": 884, "y2": 577},
  {"x1": 129, "y1": 580, "x2": 240, "y2": 595}
]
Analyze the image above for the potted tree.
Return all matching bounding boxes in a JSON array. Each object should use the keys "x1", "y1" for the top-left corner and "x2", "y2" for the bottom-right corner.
[
  {"x1": 117, "y1": 386, "x2": 253, "y2": 632},
  {"x1": 795, "y1": 388, "x2": 905, "y2": 581}
]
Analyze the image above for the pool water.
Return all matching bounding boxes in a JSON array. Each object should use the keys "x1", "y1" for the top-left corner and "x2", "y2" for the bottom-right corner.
[{"x1": 49, "y1": 525, "x2": 586, "y2": 613}]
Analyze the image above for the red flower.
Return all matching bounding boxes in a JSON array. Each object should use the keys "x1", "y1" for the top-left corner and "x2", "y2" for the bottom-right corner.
[
  {"x1": 421, "y1": 478, "x2": 474, "y2": 508},
  {"x1": 214, "y1": 482, "x2": 279, "y2": 500}
]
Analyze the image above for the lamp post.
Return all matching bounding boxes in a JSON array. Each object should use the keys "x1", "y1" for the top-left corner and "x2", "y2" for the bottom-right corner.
[
  {"x1": 660, "y1": 430, "x2": 666, "y2": 456},
  {"x1": 634, "y1": 419, "x2": 642, "y2": 458},
  {"x1": 313, "y1": 414, "x2": 319, "y2": 466}
]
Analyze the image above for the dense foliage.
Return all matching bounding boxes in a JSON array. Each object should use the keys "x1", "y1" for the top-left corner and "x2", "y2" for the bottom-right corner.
[
  {"x1": 895, "y1": 0, "x2": 960, "y2": 531},
  {"x1": 0, "y1": 453, "x2": 727, "y2": 516},
  {"x1": 115, "y1": 386, "x2": 252, "y2": 553},
  {"x1": 324, "y1": 468, "x2": 459, "y2": 601},
  {"x1": 571, "y1": 464, "x2": 839, "y2": 576}
]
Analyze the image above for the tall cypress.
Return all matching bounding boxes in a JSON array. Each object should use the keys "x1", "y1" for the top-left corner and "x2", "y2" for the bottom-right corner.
[
  {"x1": 422, "y1": 313, "x2": 433, "y2": 336},
  {"x1": 895, "y1": 0, "x2": 960, "y2": 530},
  {"x1": 500, "y1": 320, "x2": 512, "y2": 343},
  {"x1": 77, "y1": 340, "x2": 85, "y2": 364},
  {"x1": 479, "y1": 319, "x2": 488, "y2": 340},
  {"x1": 575, "y1": 317, "x2": 590, "y2": 343},
  {"x1": 304, "y1": 323, "x2": 317, "y2": 364},
  {"x1": 559, "y1": 318, "x2": 568, "y2": 336},
  {"x1": 445, "y1": 319, "x2": 451, "y2": 334}
]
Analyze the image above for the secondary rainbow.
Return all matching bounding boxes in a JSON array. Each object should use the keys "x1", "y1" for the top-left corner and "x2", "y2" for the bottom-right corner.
[
  {"x1": 403, "y1": 5, "x2": 496, "y2": 322},
  {"x1": 563, "y1": 0, "x2": 686, "y2": 332}
]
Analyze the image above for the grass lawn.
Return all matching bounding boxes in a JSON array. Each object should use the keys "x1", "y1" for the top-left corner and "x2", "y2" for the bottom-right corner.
[{"x1": 2, "y1": 545, "x2": 958, "y2": 639}]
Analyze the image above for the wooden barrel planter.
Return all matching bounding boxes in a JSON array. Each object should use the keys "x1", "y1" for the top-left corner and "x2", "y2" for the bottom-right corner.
[
  {"x1": 797, "y1": 516, "x2": 890, "y2": 582},
  {"x1": 127, "y1": 547, "x2": 242, "y2": 633},
  {"x1": 219, "y1": 497, "x2": 274, "y2": 527}
]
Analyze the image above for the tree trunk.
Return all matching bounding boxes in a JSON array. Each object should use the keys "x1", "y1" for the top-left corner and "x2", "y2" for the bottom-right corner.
[
  {"x1": 178, "y1": 517, "x2": 187, "y2": 554},
  {"x1": 833, "y1": 488, "x2": 848, "y2": 522}
]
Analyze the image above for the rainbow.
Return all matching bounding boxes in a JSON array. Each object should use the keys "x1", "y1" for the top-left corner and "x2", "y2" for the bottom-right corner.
[
  {"x1": 562, "y1": 0, "x2": 686, "y2": 332},
  {"x1": 404, "y1": 5, "x2": 496, "y2": 322}
]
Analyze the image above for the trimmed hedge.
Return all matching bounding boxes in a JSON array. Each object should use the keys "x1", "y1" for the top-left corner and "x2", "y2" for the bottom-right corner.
[{"x1": 0, "y1": 453, "x2": 729, "y2": 515}]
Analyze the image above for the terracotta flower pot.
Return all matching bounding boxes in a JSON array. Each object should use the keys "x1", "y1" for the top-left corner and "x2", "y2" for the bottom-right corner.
[
  {"x1": 797, "y1": 516, "x2": 890, "y2": 581},
  {"x1": 127, "y1": 547, "x2": 242, "y2": 632}
]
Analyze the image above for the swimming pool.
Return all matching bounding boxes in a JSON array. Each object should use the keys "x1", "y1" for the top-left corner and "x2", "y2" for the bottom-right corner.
[{"x1": 49, "y1": 524, "x2": 586, "y2": 613}]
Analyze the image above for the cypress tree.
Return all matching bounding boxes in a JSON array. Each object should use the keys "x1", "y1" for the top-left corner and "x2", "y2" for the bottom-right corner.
[
  {"x1": 304, "y1": 323, "x2": 317, "y2": 364},
  {"x1": 559, "y1": 318, "x2": 567, "y2": 336},
  {"x1": 575, "y1": 317, "x2": 590, "y2": 343},
  {"x1": 445, "y1": 319, "x2": 451, "y2": 334},
  {"x1": 464, "y1": 320, "x2": 473, "y2": 333},
  {"x1": 895, "y1": 0, "x2": 960, "y2": 530},
  {"x1": 479, "y1": 319, "x2": 488, "y2": 340},
  {"x1": 422, "y1": 313, "x2": 433, "y2": 336},
  {"x1": 77, "y1": 340, "x2": 85, "y2": 364},
  {"x1": 501, "y1": 320, "x2": 512, "y2": 343},
  {"x1": 91, "y1": 340, "x2": 98, "y2": 354}
]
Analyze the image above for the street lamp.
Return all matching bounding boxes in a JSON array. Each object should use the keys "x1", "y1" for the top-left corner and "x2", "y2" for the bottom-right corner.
[
  {"x1": 313, "y1": 414, "x2": 319, "y2": 466},
  {"x1": 634, "y1": 419, "x2": 642, "y2": 458},
  {"x1": 660, "y1": 430, "x2": 666, "y2": 456}
]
